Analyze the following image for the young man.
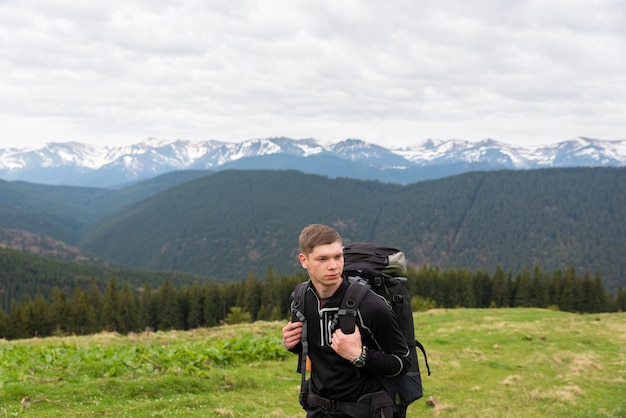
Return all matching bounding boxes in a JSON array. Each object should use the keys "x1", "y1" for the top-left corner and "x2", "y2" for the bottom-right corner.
[{"x1": 282, "y1": 224, "x2": 410, "y2": 417}]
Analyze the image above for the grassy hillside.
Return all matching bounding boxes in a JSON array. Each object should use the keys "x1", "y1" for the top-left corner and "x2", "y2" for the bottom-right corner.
[
  {"x1": 1, "y1": 309, "x2": 624, "y2": 417},
  {"x1": 80, "y1": 167, "x2": 626, "y2": 290}
]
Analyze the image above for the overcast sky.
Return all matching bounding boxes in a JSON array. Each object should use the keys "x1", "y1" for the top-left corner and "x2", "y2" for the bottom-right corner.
[{"x1": 1, "y1": 0, "x2": 624, "y2": 149}]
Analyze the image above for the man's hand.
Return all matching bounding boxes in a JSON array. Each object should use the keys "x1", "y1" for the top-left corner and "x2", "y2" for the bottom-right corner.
[
  {"x1": 281, "y1": 321, "x2": 303, "y2": 350},
  {"x1": 330, "y1": 325, "x2": 362, "y2": 361}
]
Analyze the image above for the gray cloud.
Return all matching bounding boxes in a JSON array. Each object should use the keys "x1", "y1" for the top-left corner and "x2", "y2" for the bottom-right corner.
[{"x1": 0, "y1": 0, "x2": 624, "y2": 148}]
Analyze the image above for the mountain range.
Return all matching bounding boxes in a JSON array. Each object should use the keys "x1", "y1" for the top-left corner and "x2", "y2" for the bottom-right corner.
[{"x1": 2, "y1": 136, "x2": 625, "y2": 187}]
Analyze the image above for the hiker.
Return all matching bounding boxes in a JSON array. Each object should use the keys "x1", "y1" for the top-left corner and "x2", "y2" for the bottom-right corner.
[{"x1": 282, "y1": 224, "x2": 411, "y2": 417}]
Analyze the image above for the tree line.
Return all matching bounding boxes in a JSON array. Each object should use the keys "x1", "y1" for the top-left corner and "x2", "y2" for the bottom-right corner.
[{"x1": 1, "y1": 265, "x2": 624, "y2": 340}]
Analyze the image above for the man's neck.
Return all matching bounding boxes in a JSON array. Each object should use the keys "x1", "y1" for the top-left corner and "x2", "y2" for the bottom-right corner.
[{"x1": 312, "y1": 279, "x2": 343, "y2": 299}]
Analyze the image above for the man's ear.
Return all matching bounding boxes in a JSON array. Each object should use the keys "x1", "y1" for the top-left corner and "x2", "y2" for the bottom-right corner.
[{"x1": 299, "y1": 253, "x2": 308, "y2": 268}]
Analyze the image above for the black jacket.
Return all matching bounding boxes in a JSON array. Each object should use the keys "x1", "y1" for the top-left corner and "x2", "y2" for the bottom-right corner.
[{"x1": 294, "y1": 276, "x2": 410, "y2": 402}]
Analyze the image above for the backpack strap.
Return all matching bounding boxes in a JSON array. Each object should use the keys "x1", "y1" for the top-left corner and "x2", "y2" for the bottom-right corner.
[
  {"x1": 290, "y1": 281, "x2": 310, "y2": 406},
  {"x1": 338, "y1": 278, "x2": 370, "y2": 334},
  {"x1": 415, "y1": 339, "x2": 431, "y2": 376}
]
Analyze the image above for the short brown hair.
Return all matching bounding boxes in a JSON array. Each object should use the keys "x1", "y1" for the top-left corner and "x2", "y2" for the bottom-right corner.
[{"x1": 299, "y1": 224, "x2": 342, "y2": 256}]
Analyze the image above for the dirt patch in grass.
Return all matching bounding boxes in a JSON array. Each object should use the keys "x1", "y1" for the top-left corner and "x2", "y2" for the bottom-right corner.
[
  {"x1": 552, "y1": 351, "x2": 601, "y2": 376},
  {"x1": 531, "y1": 384, "x2": 585, "y2": 404},
  {"x1": 501, "y1": 374, "x2": 522, "y2": 386},
  {"x1": 460, "y1": 348, "x2": 488, "y2": 362}
]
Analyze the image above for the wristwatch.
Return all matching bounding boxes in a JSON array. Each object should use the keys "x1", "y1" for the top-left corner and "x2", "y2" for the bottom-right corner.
[{"x1": 351, "y1": 346, "x2": 367, "y2": 368}]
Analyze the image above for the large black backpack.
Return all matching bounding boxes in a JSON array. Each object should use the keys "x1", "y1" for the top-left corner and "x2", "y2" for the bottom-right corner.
[
  {"x1": 290, "y1": 242, "x2": 430, "y2": 417},
  {"x1": 343, "y1": 242, "x2": 430, "y2": 415}
]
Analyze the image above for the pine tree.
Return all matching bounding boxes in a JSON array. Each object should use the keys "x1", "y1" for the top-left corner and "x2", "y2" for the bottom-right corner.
[
  {"x1": 186, "y1": 281, "x2": 204, "y2": 329},
  {"x1": 87, "y1": 278, "x2": 103, "y2": 330},
  {"x1": 70, "y1": 286, "x2": 98, "y2": 335},
  {"x1": 155, "y1": 279, "x2": 182, "y2": 330},
  {"x1": 140, "y1": 284, "x2": 156, "y2": 331},
  {"x1": 408, "y1": 265, "x2": 439, "y2": 303},
  {"x1": 513, "y1": 269, "x2": 532, "y2": 307},
  {"x1": 616, "y1": 286, "x2": 626, "y2": 312},
  {"x1": 222, "y1": 306, "x2": 251, "y2": 325},
  {"x1": 560, "y1": 267, "x2": 577, "y2": 312},
  {"x1": 472, "y1": 270, "x2": 492, "y2": 308},
  {"x1": 8, "y1": 299, "x2": 30, "y2": 339},
  {"x1": 202, "y1": 283, "x2": 222, "y2": 327},
  {"x1": 441, "y1": 270, "x2": 462, "y2": 308},
  {"x1": 50, "y1": 287, "x2": 71, "y2": 335},
  {"x1": 259, "y1": 265, "x2": 279, "y2": 320},
  {"x1": 491, "y1": 266, "x2": 509, "y2": 307},
  {"x1": 119, "y1": 282, "x2": 140, "y2": 333},
  {"x1": 28, "y1": 294, "x2": 53, "y2": 337},
  {"x1": 592, "y1": 272, "x2": 608, "y2": 313},
  {"x1": 580, "y1": 272, "x2": 595, "y2": 313},
  {"x1": 548, "y1": 270, "x2": 563, "y2": 308},
  {"x1": 459, "y1": 270, "x2": 476, "y2": 308},
  {"x1": 0, "y1": 308, "x2": 8, "y2": 339},
  {"x1": 102, "y1": 277, "x2": 123, "y2": 332},
  {"x1": 240, "y1": 273, "x2": 262, "y2": 321},
  {"x1": 177, "y1": 285, "x2": 191, "y2": 330}
]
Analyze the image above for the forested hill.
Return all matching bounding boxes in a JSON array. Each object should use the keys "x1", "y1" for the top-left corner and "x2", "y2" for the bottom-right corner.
[
  {"x1": 77, "y1": 167, "x2": 626, "y2": 291},
  {"x1": 0, "y1": 246, "x2": 221, "y2": 313}
]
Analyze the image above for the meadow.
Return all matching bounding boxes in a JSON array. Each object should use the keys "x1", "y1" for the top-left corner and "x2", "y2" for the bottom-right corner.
[{"x1": 1, "y1": 308, "x2": 624, "y2": 417}]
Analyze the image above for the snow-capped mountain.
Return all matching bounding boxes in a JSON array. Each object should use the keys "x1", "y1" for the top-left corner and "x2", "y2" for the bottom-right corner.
[{"x1": 1, "y1": 136, "x2": 624, "y2": 187}]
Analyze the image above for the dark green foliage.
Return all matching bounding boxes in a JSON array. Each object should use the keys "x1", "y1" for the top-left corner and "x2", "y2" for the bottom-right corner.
[
  {"x1": 101, "y1": 277, "x2": 123, "y2": 332},
  {"x1": 0, "y1": 246, "x2": 220, "y2": 313},
  {"x1": 73, "y1": 168, "x2": 626, "y2": 291},
  {"x1": 0, "y1": 261, "x2": 620, "y2": 341},
  {"x1": 154, "y1": 279, "x2": 183, "y2": 330},
  {"x1": 616, "y1": 287, "x2": 626, "y2": 311},
  {"x1": 69, "y1": 286, "x2": 99, "y2": 335}
]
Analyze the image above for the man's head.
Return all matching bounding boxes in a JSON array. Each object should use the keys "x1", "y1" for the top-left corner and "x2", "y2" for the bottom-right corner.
[
  {"x1": 299, "y1": 224, "x2": 342, "y2": 256},
  {"x1": 298, "y1": 224, "x2": 344, "y2": 297}
]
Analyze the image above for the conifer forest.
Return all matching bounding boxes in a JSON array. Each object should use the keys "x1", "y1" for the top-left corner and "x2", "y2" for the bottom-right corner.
[{"x1": 1, "y1": 263, "x2": 624, "y2": 341}]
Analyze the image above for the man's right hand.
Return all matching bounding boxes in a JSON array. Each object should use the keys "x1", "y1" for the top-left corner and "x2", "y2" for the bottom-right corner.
[{"x1": 281, "y1": 321, "x2": 303, "y2": 350}]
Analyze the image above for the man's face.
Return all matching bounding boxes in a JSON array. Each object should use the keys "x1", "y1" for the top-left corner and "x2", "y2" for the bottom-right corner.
[{"x1": 299, "y1": 241, "x2": 344, "y2": 295}]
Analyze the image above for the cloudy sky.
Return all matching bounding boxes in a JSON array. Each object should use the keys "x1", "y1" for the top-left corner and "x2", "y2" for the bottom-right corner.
[{"x1": 1, "y1": 0, "x2": 624, "y2": 149}]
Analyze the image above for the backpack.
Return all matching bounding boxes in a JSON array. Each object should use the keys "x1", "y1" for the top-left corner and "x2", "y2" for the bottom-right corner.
[
  {"x1": 290, "y1": 242, "x2": 430, "y2": 417},
  {"x1": 343, "y1": 242, "x2": 430, "y2": 413}
]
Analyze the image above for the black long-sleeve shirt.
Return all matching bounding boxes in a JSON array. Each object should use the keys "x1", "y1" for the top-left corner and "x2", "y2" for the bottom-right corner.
[{"x1": 292, "y1": 277, "x2": 410, "y2": 402}]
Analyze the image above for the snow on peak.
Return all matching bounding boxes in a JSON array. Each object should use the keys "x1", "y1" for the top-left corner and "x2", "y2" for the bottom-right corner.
[{"x1": 1, "y1": 136, "x2": 625, "y2": 186}]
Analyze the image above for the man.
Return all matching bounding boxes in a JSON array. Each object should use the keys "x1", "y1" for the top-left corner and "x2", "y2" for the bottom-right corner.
[{"x1": 282, "y1": 224, "x2": 410, "y2": 417}]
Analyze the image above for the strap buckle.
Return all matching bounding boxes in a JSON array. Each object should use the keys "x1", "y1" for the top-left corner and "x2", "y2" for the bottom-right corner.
[{"x1": 320, "y1": 397, "x2": 337, "y2": 410}]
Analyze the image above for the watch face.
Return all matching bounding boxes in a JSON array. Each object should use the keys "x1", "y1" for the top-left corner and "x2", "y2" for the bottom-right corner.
[{"x1": 353, "y1": 347, "x2": 366, "y2": 367}]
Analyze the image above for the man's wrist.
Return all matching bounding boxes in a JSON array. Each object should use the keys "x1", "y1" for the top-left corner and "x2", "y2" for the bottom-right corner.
[{"x1": 350, "y1": 346, "x2": 367, "y2": 367}]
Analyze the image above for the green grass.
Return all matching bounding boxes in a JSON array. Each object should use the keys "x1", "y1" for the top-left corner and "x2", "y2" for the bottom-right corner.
[
  {"x1": 414, "y1": 309, "x2": 626, "y2": 417},
  {"x1": 1, "y1": 309, "x2": 625, "y2": 417}
]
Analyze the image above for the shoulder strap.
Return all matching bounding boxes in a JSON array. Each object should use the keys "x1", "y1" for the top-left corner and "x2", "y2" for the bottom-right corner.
[
  {"x1": 291, "y1": 280, "x2": 308, "y2": 324},
  {"x1": 290, "y1": 281, "x2": 310, "y2": 406},
  {"x1": 338, "y1": 278, "x2": 370, "y2": 334},
  {"x1": 341, "y1": 277, "x2": 432, "y2": 377}
]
